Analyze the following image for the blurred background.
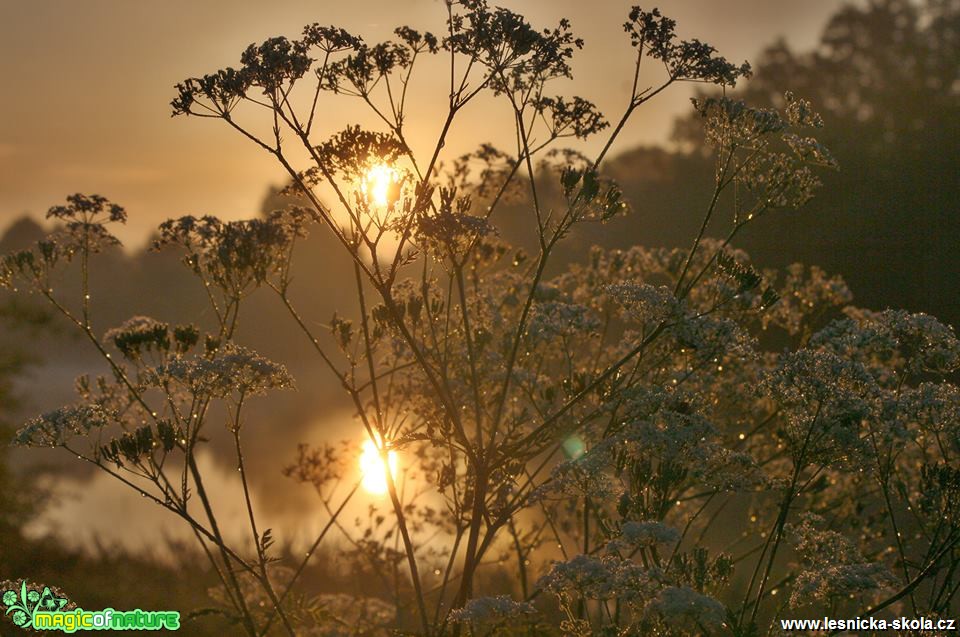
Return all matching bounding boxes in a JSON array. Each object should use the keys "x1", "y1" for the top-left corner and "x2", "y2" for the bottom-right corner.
[{"x1": 1, "y1": 0, "x2": 957, "y2": 629}]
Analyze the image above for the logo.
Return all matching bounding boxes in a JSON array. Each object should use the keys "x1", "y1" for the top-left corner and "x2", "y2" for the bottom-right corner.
[{"x1": 2, "y1": 580, "x2": 180, "y2": 633}]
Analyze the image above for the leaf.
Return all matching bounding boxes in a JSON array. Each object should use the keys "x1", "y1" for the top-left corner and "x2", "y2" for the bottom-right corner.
[{"x1": 37, "y1": 587, "x2": 67, "y2": 612}]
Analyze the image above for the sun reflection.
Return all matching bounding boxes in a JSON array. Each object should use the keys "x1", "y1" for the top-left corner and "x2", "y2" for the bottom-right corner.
[
  {"x1": 362, "y1": 163, "x2": 401, "y2": 208},
  {"x1": 359, "y1": 437, "x2": 398, "y2": 495}
]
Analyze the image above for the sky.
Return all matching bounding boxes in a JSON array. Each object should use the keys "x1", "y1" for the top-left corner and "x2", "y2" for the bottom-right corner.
[{"x1": 0, "y1": 0, "x2": 846, "y2": 248}]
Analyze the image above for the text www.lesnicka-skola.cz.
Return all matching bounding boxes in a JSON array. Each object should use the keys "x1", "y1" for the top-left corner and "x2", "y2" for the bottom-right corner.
[{"x1": 781, "y1": 616, "x2": 956, "y2": 631}]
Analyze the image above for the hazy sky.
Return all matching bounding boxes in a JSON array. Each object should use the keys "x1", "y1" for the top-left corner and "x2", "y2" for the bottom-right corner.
[{"x1": 0, "y1": 0, "x2": 847, "y2": 247}]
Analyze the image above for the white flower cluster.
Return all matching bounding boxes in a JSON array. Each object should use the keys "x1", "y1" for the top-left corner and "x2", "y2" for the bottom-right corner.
[
  {"x1": 449, "y1": 595, "x2": 536, "y2": 626},
  {"x1": 647, "y1": 585, "x2": 726, "y2": 631},
  {"x1": 788, "y1": 513, "x2": 859, "y2": 564},
  {"x1": 617, "y1": 411, "x2": 766, "y2": 491},
  {"x1": 812, "y1": 309, "x2": 960, "y2": 380},
  {"x1": 153, "y1": 344, "x2": 294, "y2": 398},
  {"x1": 531, "y1": 453, "x2": 619, "y2": 502},
  {"x1": 607, "y1": 520, "x2": 680, "y2": 551},
  {"x1": 537, "y1": 554, "x2": 664, "y2": 603},
  {"x1": 539, "y1": 553, "x2": 728, "y2": 632},
  {"x1": 13, "y1": 404, "x2": 113, "y2": 447},
  {"x1": 787, "y1": 514, "x2": 893, "y2": 608},
  {"x1": 671, "y1": 314, "x2": 757, "y2": 362},
  {"x1": 605, "y1": 282, "x2": 679, "y2": 325},
  {"x1": 893, "y1": 382, "x2": 960, "y2": 436},
  {"x1": 526, "y1": 300, "x2": 599, "y2": 342},
  {"x1": 761, "y1": 349, "x2": 877, "y2": 467},
  {"x1": 762, "y1": 264, "x2": 852, "y2": 335},
  {"x1": 790, "y1": 563, "x2": 894, "y2": 608}
]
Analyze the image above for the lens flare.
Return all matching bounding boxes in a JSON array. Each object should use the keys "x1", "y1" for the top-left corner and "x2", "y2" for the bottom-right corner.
[
  {"x1": 362, "y1": 164, "x2": 400, "y2": 208},
  {"x1": 359, "y1": 438, "x2": 398, "y2": 495}
]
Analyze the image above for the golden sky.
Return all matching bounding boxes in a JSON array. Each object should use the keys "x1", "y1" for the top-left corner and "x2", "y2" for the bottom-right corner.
[{"x1": 0, "y1": 0, "x2": 845, "y2": 248}]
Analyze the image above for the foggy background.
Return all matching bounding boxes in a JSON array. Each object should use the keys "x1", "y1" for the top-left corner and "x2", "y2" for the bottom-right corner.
[{"x1": 1, "y1": 0, "x2": 957, "y2": 619}]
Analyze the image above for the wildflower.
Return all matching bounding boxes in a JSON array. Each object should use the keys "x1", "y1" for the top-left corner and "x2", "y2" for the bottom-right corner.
[
  {"x1": 762, "y1": 264, "x2": 852, "y2": 335},
  {"x1": 671, "y1": 314, "x2": 757, "y2": 362},
  {"x1": 240, "y1": 36, "x2": 311, "y2": 93},
  {"x1": 788, "y1": 513, "x2": 859, "y2": 564},
  {"x1": 697, "y1": 447, "x2": 768, "y2": 491},
  {"x1": 530, "y1": 450, "x2": 618, "y2": 502},
  {"x1": 538, "y1": 555, "x2": 657, "y2": 602},
  {"x1": 154, "y1": 208, "x2": 310, "y2": 292},
  {"x1": 311, "y1": 126, "x2": 407, "y2": 179},
  {"x1": 13, "y1": 404, "x2": 112, "y2": 447},
  {"x1": 104, "y1": 316, "x2": 170, "y2": 357},
  {"x1": 153, "y1": 344, "x2": 294, "y2": 398},
  {"x1": 526, "y1": 300, "x2": 599, "y2": 342},
  {"x1": 605, "y1": 283, "x2": 679, "y2": 325},
  {"x1": 449, "y1": 595, "x2": 537, "y2": 625},
  {"x1": 623, "y1": 8, "x2": 750, "y2": 85},
  {"x1": 647, "y1": 586, "x2": 726, "y2": 630},
  {"x1": 787, "y1": 513, "x2": 894, "y2": 607},
  {"x1": 415, "y1": 189, "x2": 496, "y2": 259},
  {"x1": 300, "y1": 24, "x2": 362, "y2": 54},
  {"x1": 813, "y1": 309, "x2": 960, "y2": 379},
  {"x1": 693, "y1": 94, "x2": 835, "y2": 211},
  {"x1": 791, "y1": 563, "x2": 894, "y2": 608},
  {"x1": 444, "y1": 0, "x2": 583, "y2": 98},
  {"x1": 608, "y1": 521, "x2": 680, "y2": 551},
  {"x1": 761, "y1": 349, "x2": 877, "y2": 468},
  {"x1": 533, "y1": 95, "x2": 608, "y2": 140}
]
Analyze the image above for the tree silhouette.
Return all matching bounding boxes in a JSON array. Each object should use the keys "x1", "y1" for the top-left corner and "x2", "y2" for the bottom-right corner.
[{"x1": 600, "y1": 0, "x2": 960, "y2": 326}]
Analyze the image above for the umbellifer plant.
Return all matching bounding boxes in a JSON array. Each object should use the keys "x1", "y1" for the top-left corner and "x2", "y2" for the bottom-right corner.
[{"x1": 4, "y1": 2, "x2": 958, "y2": 635}]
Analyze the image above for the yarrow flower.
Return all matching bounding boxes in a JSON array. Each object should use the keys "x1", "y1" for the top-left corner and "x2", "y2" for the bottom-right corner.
[
  {"x1": 13, "y1": 404, "x2": 113, "y2": 447},
  {"x1": 646, "y1": 586, "x2": 726, "y2": 630},
  {"x1": 605, "y1": 283, "x2": 679, "y2": 325},
  {"x1": 812, "y1": 308, "x2": 960, "y2": 380},
  {"x1": 152, "y1": 344, "x2": 294, "y2": 398},
  {"x1": 762, "y1": 264, "x2": 852, "y2": 335},
  {"x1": 538, "y1": 554, "x2": 664, "y2": 604},
  {"x1": 449, "y1": 595, "x2": 537, "y2": 626},
  {"x1": 787, "y1": 513, "x2": 894, "y2": 607},
  {"x1": 607, "y1": 521, "x2": 680, "y2": 551},
  {"x1": 790, "y1": 563, "x2": 894, "y2": 608},
  {"x1": 761, "y1": 348, "x2": 877, "y2": 468},
  {"x1": 526, "y1": 300, "x2": 599, "y2": 342}
]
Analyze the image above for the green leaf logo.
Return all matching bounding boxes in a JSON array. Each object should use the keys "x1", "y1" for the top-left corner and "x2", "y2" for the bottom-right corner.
[{"x1": 2, "y1": 581, "x2": 71, "y2": 630}]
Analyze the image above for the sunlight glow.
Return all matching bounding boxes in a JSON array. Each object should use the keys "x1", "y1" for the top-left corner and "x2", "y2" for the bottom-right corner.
[
  {"x1": 362, "y1": 163, "x2": 401, "y2": 208},
  {"x1": 359, "y1": 438, "x2": 398, "y2": 496}
]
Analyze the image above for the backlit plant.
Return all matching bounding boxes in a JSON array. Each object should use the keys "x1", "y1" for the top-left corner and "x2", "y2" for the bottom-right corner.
[{"x1": 3, "y1": 2, "x2": 958, "y2": 635}]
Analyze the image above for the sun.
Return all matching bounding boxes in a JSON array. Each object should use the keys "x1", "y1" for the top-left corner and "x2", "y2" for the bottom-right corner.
[
  {"x1": 359, "y1": 437, "x2": 398, "y2": 495},
  {"x1": 362, "y1": 164, "x2": 400, "y2": 208}
]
